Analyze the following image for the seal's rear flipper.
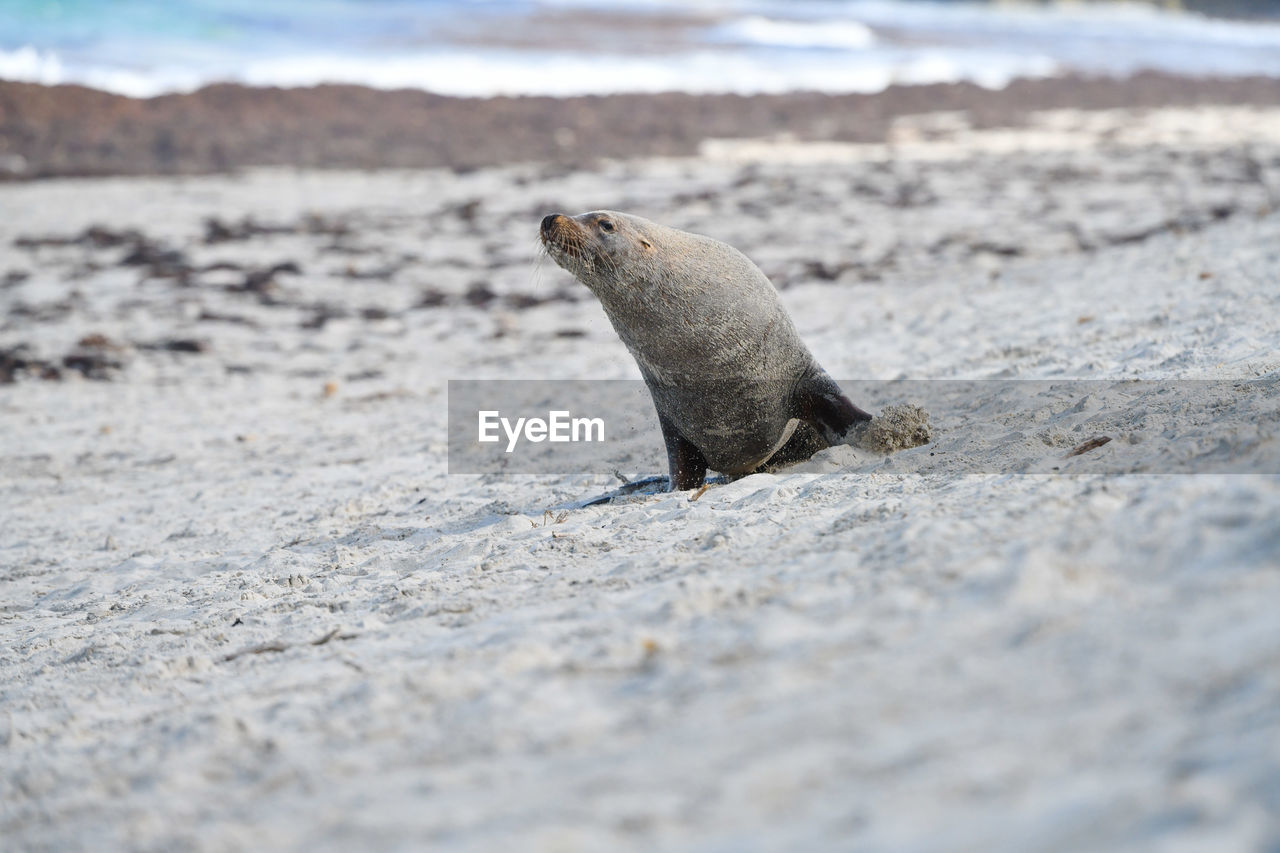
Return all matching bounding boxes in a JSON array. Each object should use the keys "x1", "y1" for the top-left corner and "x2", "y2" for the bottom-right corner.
[
  {"x1": 580, "y1": 473, "x2": 730, "y2": 506},
  {"x1": 795, "y1": 374, "x2": 873, "y2": 445},
  {"x1": 659, "y1": 414, "x2": 708, "y2": 491},
  {"x1": 580, "y1": 475, "x2": 669, "y2": 506}
]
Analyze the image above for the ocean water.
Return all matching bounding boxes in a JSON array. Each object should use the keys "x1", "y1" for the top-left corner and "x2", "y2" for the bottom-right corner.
[{"x1": 2, "y1": 0, "x2": 1280, "y2": 98}]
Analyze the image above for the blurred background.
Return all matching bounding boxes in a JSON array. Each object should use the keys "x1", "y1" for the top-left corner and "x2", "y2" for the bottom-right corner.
[{"x1": 4, "y1": 0, "x2": 1280, "y2": 99}]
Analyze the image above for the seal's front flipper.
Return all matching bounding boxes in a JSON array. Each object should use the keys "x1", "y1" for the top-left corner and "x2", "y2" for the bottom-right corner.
[
  {"x1": 795, "y1": 374, "x2": 873, "y2": 445},
  {"x1": 659, "y1": 414, "x2": 708, "y2": 491}
]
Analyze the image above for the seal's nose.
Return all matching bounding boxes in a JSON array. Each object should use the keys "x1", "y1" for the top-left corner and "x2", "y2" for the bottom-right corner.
[{"x1": 541, "y1": 214, "x2": 563, "y2": 237}]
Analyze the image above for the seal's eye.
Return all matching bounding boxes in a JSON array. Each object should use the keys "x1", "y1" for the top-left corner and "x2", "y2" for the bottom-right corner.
[{"x1": 598, "y1": 219, "x2": 615, "y2": 233}]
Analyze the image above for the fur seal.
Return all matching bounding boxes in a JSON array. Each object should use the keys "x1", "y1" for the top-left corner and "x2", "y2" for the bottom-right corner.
[{"x1": 541, "y1": 210, "x2": 872, "y2": 490}]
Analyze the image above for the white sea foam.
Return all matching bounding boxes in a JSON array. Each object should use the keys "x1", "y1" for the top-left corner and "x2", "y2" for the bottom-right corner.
[
  {"x1": 0, "y1": 46, "x2": 217, "y2": 98},
  {"x1": 712, "y1": 16, "x2": 877, "y2": 50},
  {"x1": 832, "y1": 0, "x2": 1280, "y2": 45},
  {"x1": 0, "y1": 46, "x2": 1057, "y2": 99},
  {"x1": 0, "y1": 46, "x2": 63, "y2": 86},
  {"x1": 235, "y1": 48, "x2": 1057, "y2": 97}
]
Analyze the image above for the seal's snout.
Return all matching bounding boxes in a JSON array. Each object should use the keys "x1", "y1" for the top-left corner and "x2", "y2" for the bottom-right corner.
[
  {"x1": 539, "y1": 211, "x2": 592, "y2": 271},
  {"x1": 541, "y1": 213, "x2": 567, "y2": 240}
]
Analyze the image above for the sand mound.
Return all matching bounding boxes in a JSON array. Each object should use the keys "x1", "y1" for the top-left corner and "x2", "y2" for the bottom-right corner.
[{"x1": 857, "y1": 404, "x2": 933, "y2": 453}]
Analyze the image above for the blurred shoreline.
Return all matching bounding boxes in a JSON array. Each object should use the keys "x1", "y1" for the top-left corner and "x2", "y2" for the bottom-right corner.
[
  {"x1": 3, "y1": 71, "x2": 1280, "y2": 180},
  {"x1": 7, "y1": 0, "x2": 1280, "y2": 99}
]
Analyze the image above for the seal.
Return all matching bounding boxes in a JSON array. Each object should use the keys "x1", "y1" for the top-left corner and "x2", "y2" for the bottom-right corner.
[{"x1": 540, "y1": 210, "x2": 873, "y2": 490}]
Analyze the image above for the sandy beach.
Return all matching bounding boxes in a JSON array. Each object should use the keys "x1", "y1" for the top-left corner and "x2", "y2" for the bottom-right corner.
[{"x1": 3, "y1": 91, "x2": 1280, "y2": 850}]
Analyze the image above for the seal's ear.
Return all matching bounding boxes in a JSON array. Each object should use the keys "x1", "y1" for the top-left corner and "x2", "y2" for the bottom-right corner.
[{"x1": 639, "y1": 239, "x2": 654, "y2": 251}]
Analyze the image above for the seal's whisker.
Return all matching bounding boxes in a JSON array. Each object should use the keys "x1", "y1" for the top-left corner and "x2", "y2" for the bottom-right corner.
[{"x1": 530, "y1": 244, "x2": 555, "y2": 293}]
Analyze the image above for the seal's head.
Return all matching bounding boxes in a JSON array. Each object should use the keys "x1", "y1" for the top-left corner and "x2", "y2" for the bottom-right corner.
[{"x1": 539, "y1": 210, "x2": 659, "y2": 297}]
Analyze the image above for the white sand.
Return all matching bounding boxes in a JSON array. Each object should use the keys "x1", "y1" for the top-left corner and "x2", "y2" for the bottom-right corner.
[{"x1": 2, "y1": 107, "x2": 1279, "y2": 851}]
